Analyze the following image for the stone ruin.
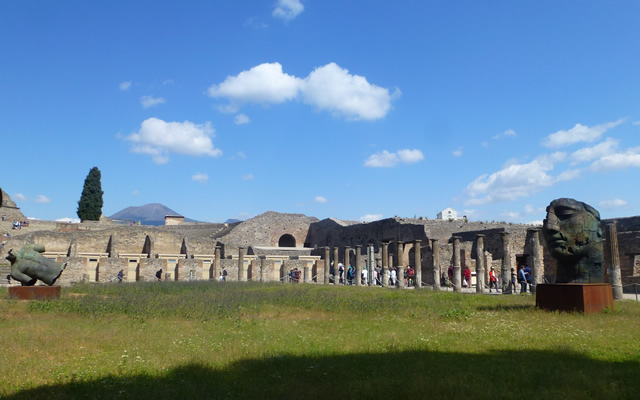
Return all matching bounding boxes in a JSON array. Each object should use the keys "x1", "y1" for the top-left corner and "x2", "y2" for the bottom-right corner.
[{"x1": 2, "y1": 187, "x2": 640, "y2": 292}]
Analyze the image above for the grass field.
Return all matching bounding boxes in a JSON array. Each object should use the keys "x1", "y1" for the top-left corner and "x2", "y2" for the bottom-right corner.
[{"x1": 1, "y1": 281, "x2": 639, "y2": 399}]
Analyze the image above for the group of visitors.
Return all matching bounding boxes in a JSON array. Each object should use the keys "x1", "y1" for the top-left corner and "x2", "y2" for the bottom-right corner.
[
  {"x1": 288, "y1": 268, "x2": 302, "y2": 283},
  {"x1": 11, "y1": 220, "x2": 28, "y2": 230},
  {"x1": 444, "y1": 265, "x2": 473, "y2": 289},
  {"x1": 516, "y1": 265, "x2": 532, "y2": 293}
]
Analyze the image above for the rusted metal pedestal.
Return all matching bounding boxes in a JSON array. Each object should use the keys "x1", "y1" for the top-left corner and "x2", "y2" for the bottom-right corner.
[
  {"x1": 536, "y1": 283, "x2": 613, "y2": 314},
  {"x1": 8, "y1": 286, "x2": 61, "y2": 300}
]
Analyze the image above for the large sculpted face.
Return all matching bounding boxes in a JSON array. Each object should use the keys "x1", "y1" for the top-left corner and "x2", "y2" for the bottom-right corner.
[{"x1": 542, "y1": 198, "x2": 604, "y2": 283}]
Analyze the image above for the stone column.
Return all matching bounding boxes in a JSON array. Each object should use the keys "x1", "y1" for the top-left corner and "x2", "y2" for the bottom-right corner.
[
  {"x1": 607, "y1": 222, "x2": 624, "y2": 300},
  {"x1": 431, "y1": 239, "x2": 440, "y2": 291},
  {"x1": 414, "y1": 240, "x2": 422, "y2": 288},
  {"x1": 323, "y1": 246, "x2": 330, "y2": 284},
  {"x1": 397, "y1": 265, "x2": 405, "y2": 289},
  {"x1": 396, "y1": 241, "x2": 404, "y2": 269},
  {"x1": 333, "y1": 247, "x2": 340, "y2": 284},
  {"x1": 382, "y1": 242, "x2": 390, "y2": 287},
  {"x1": 452, "y1": 236, "x2": 462, "y2": 293},
  {"x1": 214, "y1": 246, "x2": 221, "y2": 281},
  {"x1": 304, "y1": 261, "x2": 311, "y2": 283},
  {"x1": 260, "y1": 257, "x2": 268, "y2": 282},
  {"x1": 528, "y1": 229, "x2": 543, "y2": 293},
  {"x1": 501, "y1": 232, "x2": 512, "y2": 294},
  {"x1": 344, "y1": 246, "x2": 351, "y2": 284},
  {"x1": 475, "y1": 234, "x2": 485, "y2": 294},
  {"x1": 355, "y1": 245, "x2": 363, "y2": 286},
  {"x1": 238, "y1": 247, "x2": 245, "y2": 282}
]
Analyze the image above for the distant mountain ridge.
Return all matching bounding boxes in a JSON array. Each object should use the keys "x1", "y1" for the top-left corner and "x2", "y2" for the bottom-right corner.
[{"x1": 109, "y1": 203, "x2": 198, "y2": 226}]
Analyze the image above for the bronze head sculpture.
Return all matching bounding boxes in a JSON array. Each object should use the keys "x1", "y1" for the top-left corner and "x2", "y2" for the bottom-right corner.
[
  {"x1": 7, "y1": 244, "x2": 66, "y2": 286},
  {"x1": 542, "y1": 198, "x2": 604, "y2": 283}
]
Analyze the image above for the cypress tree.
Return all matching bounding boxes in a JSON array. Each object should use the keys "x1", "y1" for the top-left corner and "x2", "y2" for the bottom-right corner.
[{"x1": 77, "y1": 167, "x2": 104, "y2": 221}]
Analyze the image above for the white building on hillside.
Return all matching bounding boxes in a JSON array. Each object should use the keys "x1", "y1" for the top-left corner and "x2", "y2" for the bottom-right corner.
[{"x1": 437, "y1": 207, "x2": 463, "y2": 221}]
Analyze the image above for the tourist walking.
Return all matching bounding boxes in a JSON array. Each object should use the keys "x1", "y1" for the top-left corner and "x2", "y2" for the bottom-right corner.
[
  {"x1": 489, "y1": 267, "x2": 498, "y2": 292},
  {"x1": 117, "y1": 269, "x2": 124, "y2": 283},
  {"x1": 518, "y1": 266, "x2": 527, "y2": 293},
  {"x1": 464, "y1": 266, "x2": 471, "y2": 289}
]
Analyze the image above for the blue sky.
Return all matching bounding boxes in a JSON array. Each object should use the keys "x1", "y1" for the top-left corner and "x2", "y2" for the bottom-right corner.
[{"x1": 2, "y1": 1, "x2": 640, "y2": 224}]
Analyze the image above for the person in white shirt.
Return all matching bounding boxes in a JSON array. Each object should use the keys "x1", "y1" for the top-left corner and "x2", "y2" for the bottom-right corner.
[{"x1": 390, "y1": 267, "x2": 397, "y2": 286}]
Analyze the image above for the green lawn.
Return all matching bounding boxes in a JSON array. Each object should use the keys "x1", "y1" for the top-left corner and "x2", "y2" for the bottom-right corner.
[{"x1": 1, "y1": 282, "x2": 639, "y2": 399}]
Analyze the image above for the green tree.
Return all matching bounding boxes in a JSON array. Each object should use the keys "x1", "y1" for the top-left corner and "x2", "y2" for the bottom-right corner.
[{"x1": 77, "y1": 167, "x2": 104, "y2": 221}]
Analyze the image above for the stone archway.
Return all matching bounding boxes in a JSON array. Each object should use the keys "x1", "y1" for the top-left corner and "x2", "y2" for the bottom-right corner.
[{"x1": 278, "y1": 234, "x2": 296, "y2": 247}]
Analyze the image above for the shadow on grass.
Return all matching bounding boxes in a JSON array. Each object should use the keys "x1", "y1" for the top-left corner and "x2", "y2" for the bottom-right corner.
[{"x1": 4, "y1": 349, "x2": 639, "y2": 400}]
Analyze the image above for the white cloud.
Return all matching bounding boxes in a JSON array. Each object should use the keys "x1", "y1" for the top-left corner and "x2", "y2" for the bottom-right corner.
[
  {"x1": 465, "y1": 156, "x2": 557, "y2": 205},
  {"x1": 527, "y1": 220, "x2": 543, "y2": 226},
  {"x1": 272, "y1": 0, "x2": 304, "y2": 21},
  {"x1": 302, "y1": 63, "x2": 395, "y2": 120},
  {"x1": 364, "y1": 149, "x2": 423, "y2": 167},
  {"x1": 501, "y1": 211, "x2": 521, "y2": 220},
  {"x1": 493, "y1": 129, "x2": 517, "y2": 140},
  {"x1": 140, "y1": 95, "x2": 166, "y2": 108},
  {"x1": 570, "y1": 138, "x2": 619, "y2": 165},
  {"x1": 192, "y1": 173, "x2": 209, "y2": 184},
  {"x1": 452, "y1": 148, "x2": 463, "y2": 157},
  {"x1": 237, "y1": 152, "x2": 247, "y2": 159},
  {"x1": 633, "y1": 121, "x2": 640, "y2": 126},
  {"x1": 242, "y1": 174, "x2": 254, "y2": 180},
  {"x1": 209, "y1": 62, "x2": 396, "y2": 121},
  {"x1": 599, "y1": 198, "x2": 628, "y2": 209},
  {"x1": 314, "y1": 196, "x2": 327, "y2": 203},
  {"x1": 481, "y1": 141, "x2": 488, "y2": 148},
  {"x1": 590, "y1": 147, "x2": 640, "y2": 171},
  {"x1": 556, "y1": 168, "x2": 581, "y2": 182},
  {"x1": 35, "y1": 195, "x2": 51, "y2": 204},
  {"x1": 208, "y1": 62, "x2": 302, "y2": 104},
  {"x1": 126, "y1": 118, "x2": 222, "y2": 164},
  {"x1": 234, "y1": 114, "x2": 250, "y2": 125},
  {"x1": 163, "y1": 79, "x2": 174, "y2": 85},
  {"x1": 119, "y1": 81, "x2": 131, "y2": 91},
  {"x1": 360, "y1": 213, "x2": 383, "y2": 222},
  {"x1": 56, "y1": 217, "x2": 80, "y2": 223},
  {"x1": 13, "y1": 193, "x2": 27, "y2": 202},
  {"x1": 542, "y1": 119, "x2": 624, "y2": 148},
  {"x1": 133, "y1": 190, "x2": 140, "y2": 196}
]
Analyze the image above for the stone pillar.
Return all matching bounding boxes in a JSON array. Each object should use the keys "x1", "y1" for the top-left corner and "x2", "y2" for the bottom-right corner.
[
  {"x1": 396, "y1": 241, "x2": 404, "y2": 268},
  {"x1": 475, "y1": 234, "x2": 485, "y2": 294},
  {"x1": 333, "y1": 247, "x2": 340, "y2": 284},
  {"x1": 452, "y1": 236, "x2": 462, "y2": 293},
  {"x1": 323, "y1": 246, "x2": 330, "y2": 284},
  {"x1": 607, "y1": 222, "x2": 624, "y2": 300},
  {"x1": 528, "y1": 229, "x2": 543, "y2": 293},
  {"x1": 214, "y1": 246, "x2": 221, "y2": 281},
  {"x1": 260, "y1": 257, "x2": 268, "y2": 282},
  {"x1": 414, "y1": 240, "x2": 422, "y2": 288},
  {"x1": 238, "y1": 247, "x2": 245, "y2": 282},
  {"x1": 344, "y1": 246, "x2": 351, "y2": 284},
  {"x1": 304, "y1": 261, "x2": 311, "y2": 283},
  {"x1": 431, "y1": 239, "x2": 440, "y2": 291},
  {"x1": 382, "y1": 242, "x2": 390, "y2": 287},
  {"x1": 355, "y1": 245, "x2": 363, "y2": 286},
  {"x1": 397, "y1": 265, "x2": 405, "y2": 289},
  {"x1": 501, "y1": 232, "x2": 512, "y2": 294}
]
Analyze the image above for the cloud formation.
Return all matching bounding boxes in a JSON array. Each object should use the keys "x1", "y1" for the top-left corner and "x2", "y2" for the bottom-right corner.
[
  {"x1": 140, "y1": 95, "x2": 166, "y2": 108},
  {"x1": 599, "y1": 198, "x2": 628, "y2": 209},
  {"x1": 272, "y1": 0, "x2": 304, "y2": 21},
  {"x1": 13, "y1": 193, "x2": 27, "y2": 202},
  {"x1": 542, "y1": 119, "x2": 623, "y2": 148},
  {"x1": 208, "y1": 62, "x2": 397, "y2": 121},
  {"x1": 126, "y1": 118, "x2": 221, "y2": 164},
  {"x1": 119, "y1": 81, "x2": 131, "y2": 91},
  {"x1": 364, "y1": 149, "x2": 424, "y2": 167},
  {"x1": 590, "y1": 147, "x2": 640, "y2": 171},
  {"x1": 570, "y1": 138, "x2": 619, "y2": 165},
  {"x1": 314, "y1": 196, "x2": 327, "y2": 203},
  {"x1": 464, "y1": 153, "x2": 568, "y2": 205},
  {"x1": 234, "y1": 114, "x2": 250, "y2": 125},
  {"x1": 360, "y1": 214, "x2": 383, "y2": 222},
  {"x1": 242, "y1": 174, "x2": 255, "y2": 180},
  {"x1": 35, "y1": 195, "x2": 51, "y2": 204},
  {"x1": 493, "y1": 129, "x2": 516, "y2": 140},
  {"x1": 192, "y1": 173, "x2": 209, "y2": 184}
]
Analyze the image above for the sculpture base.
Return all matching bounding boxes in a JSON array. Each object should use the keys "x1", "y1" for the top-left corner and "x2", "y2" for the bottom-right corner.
[
  {"x1": 536, "y1": 284, "x2": 613, "y2": 314},
  {"x1": 8, "y1": 286, "x2": 61, "y2": 300}
]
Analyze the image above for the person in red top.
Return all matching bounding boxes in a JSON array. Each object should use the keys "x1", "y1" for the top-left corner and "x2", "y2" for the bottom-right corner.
[
  {"x1": 464, "y1": 266, "x2": 471, "y2": 289},
  {"x1": 489, "y1": 267, "x2": 498, "y2": 293}
]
